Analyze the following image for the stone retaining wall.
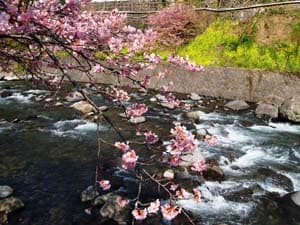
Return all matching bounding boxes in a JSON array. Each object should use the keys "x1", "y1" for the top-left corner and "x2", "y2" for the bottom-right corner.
[{"x1": 71, "y1": 65, "x2": 300, "y2": 102}]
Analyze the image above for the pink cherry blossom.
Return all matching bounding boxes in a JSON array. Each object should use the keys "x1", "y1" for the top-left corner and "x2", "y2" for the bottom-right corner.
[
  {"x1": 114, "y1": 142, "x2": 130, "y2": 152},
  {"x1": 176, "y1": 188, "x2": 190, "y2": 199},
  {"x1": 144, "y1": 131, "x2": 159, "y2": 144},
  {"x1": 147, "y1": 199, "x2": 160, "y2": 214},
  {"x1": 170, "y1": 184, "x2": 179, "y2": 191},
  {"x1": 92, "y1": 64, "x2": 104, "y2": 73},
  {"x1": 169, "y1": 154, "x2": 181, "y2": 166},
  {"x1": 98, "y1": 180, "x2": 111, "y2": 191},
  {"x1": 132, "y1": 208, "x2": 148, "y2": 220},
  {"x1": 167, "y1": 123, "x2": 198, "y2": 154},
  {"x1": 205, "y1": 135, "x2": 218, "y2": 146},
  {"x1": 193, "y1": 188, "x2": 201, "y2": 203},
  {"x1": 111, "y1": 88, "x2": 130, "y2": 102},
  {"x1": 191, "y1": 159, "x2": 206, "y2": 173},
  {"x1": 141, "y1": 75, "x2": 151, "y2": 87},
  {"x1": 144, "y1": 53, "x2": 161, "y2": 64},
  {"x1": 126, "y1": 103, "x2": 148, "y2": 119},
  {"x1": 161, "y1": 204, "x2": 182, "y2": 221},
  {"x1": 122, "y1": 150, "x2": 138, "y2": 169},
  {"x1": 108, "y1": 37, "x2": 123, "y2": 53},
  {"x1": 116, "y1": 196, "x2": 129, "y2": 208}
]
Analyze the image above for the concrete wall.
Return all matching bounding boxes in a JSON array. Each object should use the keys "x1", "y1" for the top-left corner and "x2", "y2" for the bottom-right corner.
[{"x1": 71, "y1": 65, "x2": 300, "y2": 102}]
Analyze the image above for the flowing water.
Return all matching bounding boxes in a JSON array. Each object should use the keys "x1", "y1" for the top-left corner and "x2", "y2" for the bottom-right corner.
[{"x1": 0, "y1": 81, "x2": 299, "y2": 225}]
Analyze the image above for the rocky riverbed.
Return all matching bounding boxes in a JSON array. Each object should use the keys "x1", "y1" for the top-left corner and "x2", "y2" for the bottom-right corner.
[{"x1": 0, "y1": 80, "x2": 299, "y2": 225}]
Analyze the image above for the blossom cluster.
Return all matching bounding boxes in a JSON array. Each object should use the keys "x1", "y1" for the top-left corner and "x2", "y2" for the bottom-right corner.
[
  {"x1": 126, "y1": 103, "x2": 148, "y2": 119},
  {"x1": 114, "y1": 142, "x2": 138, "y2": 169},
  {"x1": 165, "y1": 123, "x2": 199, "y2": 166},
  {"x1": 168, "y1": 55, "x2": 204, "y2": 72},
  {"x1": 0, "y1": 0, "x2": 156, "y2": 78}
]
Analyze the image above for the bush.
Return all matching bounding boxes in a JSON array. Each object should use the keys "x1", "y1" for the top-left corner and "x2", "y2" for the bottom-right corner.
[{"x1": 148, "y1": 4, "x2": 199, "y2": 47}]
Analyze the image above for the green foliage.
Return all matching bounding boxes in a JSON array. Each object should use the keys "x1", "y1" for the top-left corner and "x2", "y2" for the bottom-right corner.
[{"x1": 159, "y1": 19, "x2": 300, "y2": 73}]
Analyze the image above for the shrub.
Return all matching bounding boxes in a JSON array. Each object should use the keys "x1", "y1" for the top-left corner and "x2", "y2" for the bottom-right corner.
[{"x1": 148, "y1": 4, "x2": 199, "y2": 47}]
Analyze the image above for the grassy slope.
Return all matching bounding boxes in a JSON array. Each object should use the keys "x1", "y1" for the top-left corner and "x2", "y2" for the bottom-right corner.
[{"x1": 156, "y1": 9, "x2": 300, "y2": 73}]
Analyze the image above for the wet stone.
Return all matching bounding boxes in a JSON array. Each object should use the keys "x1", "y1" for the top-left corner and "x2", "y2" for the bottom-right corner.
[
  {"x1": 203, "y1": 164, "x2": 225, "y2": 182},
  {"x1": 0, "y1": 197, "x2": 24, "y2": 213},
  {"x1": 256, "y1": 168, "x2": 294, "y2": 192},
  {"x1": 255, "y1": 103, "x2": 278, "y2": 119},
  {"x1": 0, "y1": 91, "x2": 13, "y2": 98},
  {"x1": 129, "y1": 116, "x2": 146, "y2": 124},
  {"x1": 190, "y1": 93, "x2": 201, "y2": 101},
  {"x1": 92, "y1": 193, "x2": 130, "y2": 225},
  {"x1": 65, "y1": 91, "x2": 84, "y2": 102},
  {"x1": 225, "y1": 100, "x2": 249, "y2": 111},
  {"x1": 185, "y1": 111, "x2": 204, "y2": 121},
  {"x1": 99, "y1": 106, "x2": 108, "y2": 112},
  {"x1": 0, "y1": 186, "x2": 13, "y2": 199},
  {"x1": 160, "y1": 102, "x2": 175, "y2": 109},
  {"x1": 81, "y1": 185, "x2": 99, "y2": 202},
  {"x1": 163, "y1": 169, "x2": 175, "y2": 180},
  {"x1": 71, "y1": 101, "x2": 95, "y2": 114},
  {"x1": 280, "y1": 96, "x2": 300, "y2": 123},
  {"x1": 196, "y1": 128, "x2": 208, "y2": 137}
]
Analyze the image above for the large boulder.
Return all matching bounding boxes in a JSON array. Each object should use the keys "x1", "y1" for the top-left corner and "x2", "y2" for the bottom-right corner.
[
  {"x1": 280, "y1": 96, "x2": 300, "y2": 123},
  {"x1": 277, "y1": 191, "x2": 300, "y2": 224},
  {"x1": 225, "y1": 100, "x2": 249, "y2": 111},
  {"x1": 255, "y1": 103, "x2": 279, "y2": 119},
  {"x1": 263, "y1": 95, "x2": 284, "y2": 107}
]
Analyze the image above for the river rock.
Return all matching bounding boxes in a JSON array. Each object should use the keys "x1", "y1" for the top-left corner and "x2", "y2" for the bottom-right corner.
[
  {"x1": 55, "y1": 102, "x2": 63, "y2": 106},
  {"x1": 65, "y1": 91, "x2": 84, "y2": 102},
  {"x1": 129, "y1": 116, "x2": 146, "y2": 124},
  {"x1": 279, "y1": 96, "x2": 300, "y2": 123},
  {"x1": 277, "y1": 191, "x2": 300, "y2": 224},
  {"x1": 190, "y1": 93, "x2": 201, "y2": 101},
  {"x1": 263, "y1": 95, "x2": 284, "y2": 107},
  {"x1": 163, "y1": 169, "x2": 175, "y2": 180},
  {"x1": 71, "y1": 101, "x2": 95, "y2": 114},
  {"x1": 3, "y1": 73, "x2": 19, "y2": 81},
  {"x1": 196, "y1": 128, "x2": 208, "y2": 137},
  {"x1": 99, "y1": 106, "x2": 108, "y2": 112},
  {"x1": 44, "y1": 97, "x2": 53, "y2": 102},
  {"x1": 0, "y1": 186, "x2": 13, "y2": 199},
  {"x1": 150, "y1": 97, "x2": 157, "y2": 102},
  {"x1": 0, "y1": 197, "x2": 24, "y2": 213},
  {"x1": 256, "y1": 168, "x2": 294, "y2": 192},
  {"x1": 255, "y1": 103, "x2": 278, "y2": 119},
  {"x1": 179, "y1": 150, "x2": 204, "y2": 167},
  {"x1": 203, "y1": 164, "x2": 225, "y2": 181},
  {"x1": 93, "y1": 193, "x2": 129, "y2": 225},
  {"x1": 0, "y1": 91, "x2": 13, "y2": 98},
  {"x1": 225, "y1": 100, "x2": 249, "y2": 111},
  {"x1": 291, "y1": 191, "x2": 300, "y2": 206},
  {"x1": 81, "y1": 185, "x2": 99, "y2": 202},
  {"x1": 160, "y1": 102, "x2": 175, "y2": 109},
  {"x1": 185, "y1": 111, "x2": 204, "y2": 121}
]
